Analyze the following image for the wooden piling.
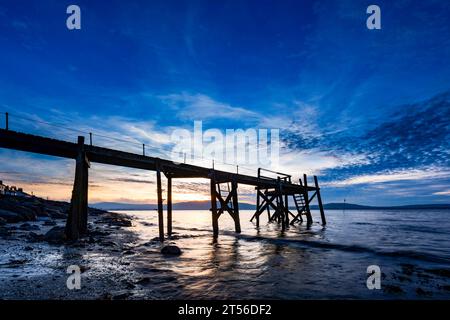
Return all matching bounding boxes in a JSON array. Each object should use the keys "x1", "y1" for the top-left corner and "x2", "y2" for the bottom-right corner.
[
  {"x1": 65, "y1": 136, "x2": 89, "y2": 240},
  {"x1": 284, "y1": 193, "x2": 289, "y2": 225},
  {"x1": 255, "y1": 189, "x2": 260, "y2": 227},
  {"x1": 314, "y1": 175, "x2": 326, "y2": 225},
  {"x1": 79, "y1": 155, "x2": 89, "y2": 234},
  {"x1": 210, "y1": 175, "x2": 219, "y2": 238},
  {"x1": 303, "y1": 174, "x2": 313, "y2": 225},
  {"x1": 156, "y1": 167, "x2": 164, "y2": 242},
  {"x1": 167, "y1": 175, "x2": 173, "y2": 236},
  {"x1": 231, "y1": 180, "x2": 241, "y2": 233}
]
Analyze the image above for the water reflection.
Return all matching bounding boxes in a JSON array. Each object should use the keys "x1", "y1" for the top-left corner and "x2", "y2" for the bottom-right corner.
[{"x1": 119, "y1": 209, "x2": 450, "y2": 299}]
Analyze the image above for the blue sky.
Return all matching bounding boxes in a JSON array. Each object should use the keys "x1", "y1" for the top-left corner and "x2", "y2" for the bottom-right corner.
[{"x1": 0, "y1": 0, "x2": 449, "y2": 205}]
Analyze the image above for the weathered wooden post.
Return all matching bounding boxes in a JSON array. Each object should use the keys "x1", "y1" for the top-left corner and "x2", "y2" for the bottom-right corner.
[
  {"x1": 303, "y1": 174, "x2": 313, "y2": 226},
  {"x1": 210, "y1": 174, "x2": 219, "y2": 238},
  {"x1": 79, "y1": 153, "x2": 89, "y2": 234},
  {"x1": 167, "y1": 175, "x2": 173, "y2": 236},
  {"x1": 314, "y1": 175, "x2": 326, "y2": 225},
  {"x1": 156, "y1": 167, "x2": 164, "y2": 242},
  {"x1": 231, "y1": 180, "x2": 241, "y2": 233},
  {"x1": 65, "y1": 136, "x2": 89, "y2": 240},
  {"x1": 255, "y1": 188, "x2": 260, "y2": 227},
  {"x1": 278, "y1": 178, "x2": 286, "y2": 231},
  {"x1": 284, "y1": 180, "x2": 290, "y2": 226}
]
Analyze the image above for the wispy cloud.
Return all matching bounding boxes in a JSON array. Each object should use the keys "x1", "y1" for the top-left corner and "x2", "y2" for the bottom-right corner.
[
  {"x1": 325, "y1": 167, "x2": 450, "y2": 187},
  {"x1": 159, "y1": 93, "x2": 260, "y2": 121},
  {"x1": 433, "y1": 190, "x2": 450, "y2": 196}
]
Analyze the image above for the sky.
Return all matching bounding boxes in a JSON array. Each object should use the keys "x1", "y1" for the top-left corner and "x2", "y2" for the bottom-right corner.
[{"x1": 0, "y1": 0, "x2": 449, "y2": 205}]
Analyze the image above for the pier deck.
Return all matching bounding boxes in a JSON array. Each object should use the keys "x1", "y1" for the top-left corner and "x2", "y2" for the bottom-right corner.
[{"x1": 0, "y1": 128, "x2": 326, "y2": 241}]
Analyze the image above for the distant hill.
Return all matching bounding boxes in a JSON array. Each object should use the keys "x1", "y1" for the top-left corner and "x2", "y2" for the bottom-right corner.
[
  {"x1": 93, "y1": 201, "x2": 450, "y2": 211},
  {"x1": 92, "y1": 200, "x2": 255, "y2": 211},
  {"x1": 310, "y1": 203, "x2": 450, "y2": 210},
  {"x1": 92, "y1": 202, "x2": 157, "y2": 211}
]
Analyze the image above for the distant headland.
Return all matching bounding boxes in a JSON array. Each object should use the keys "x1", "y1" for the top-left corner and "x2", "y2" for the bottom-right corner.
[{"x1": 92, "y1": 201, "x2": 450, "y2": 211}]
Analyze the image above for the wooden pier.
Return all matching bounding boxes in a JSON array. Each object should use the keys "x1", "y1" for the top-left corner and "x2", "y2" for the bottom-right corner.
[{"x1": 0, "y1": 128, "x2": 326, "y2": 241}]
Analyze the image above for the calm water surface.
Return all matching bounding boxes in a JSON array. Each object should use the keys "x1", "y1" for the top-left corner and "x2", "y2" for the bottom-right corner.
[{"x1": 118, "y1": 209, "x2": 450, "y2": 299}]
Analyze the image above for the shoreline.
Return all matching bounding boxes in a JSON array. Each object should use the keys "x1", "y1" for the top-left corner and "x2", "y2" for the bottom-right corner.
[{"x1": 0, "y1": 195, "x2": 176, "y2": 300}]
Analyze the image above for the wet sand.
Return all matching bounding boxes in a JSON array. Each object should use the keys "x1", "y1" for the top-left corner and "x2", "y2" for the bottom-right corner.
[{"x1": 0, "y1": 196, "x2": 177, "y2": 299}]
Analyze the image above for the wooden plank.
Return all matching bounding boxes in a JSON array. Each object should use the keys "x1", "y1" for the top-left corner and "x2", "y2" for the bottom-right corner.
[{"x1": 0, "y1": 130, "x2": 316, "y2": 191}]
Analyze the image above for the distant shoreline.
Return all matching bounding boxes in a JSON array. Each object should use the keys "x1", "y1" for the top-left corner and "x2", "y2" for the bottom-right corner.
[{"x1": 92, "y1": 201, "x2": 450, "y2": 211}]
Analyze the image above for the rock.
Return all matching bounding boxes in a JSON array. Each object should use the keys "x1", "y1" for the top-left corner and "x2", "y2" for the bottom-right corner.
[
  {"x1": 416, "y1": 287, "x2": 432, "y2": 296},
  {"x1": 46, "y1": 209, "x2": 66, "y2": 219},
  {"x1": 44, "y1": 220, "x2": 57, "y2": 226},
  {"x1": 79, "y1": 265, "x2": 90, "y2": 273},
  {"x1": 0, "y1": 226, "x2": 11, "y2": 237},
  {"x1": 0, "y1": 217, "x2": 6, "y2": 225},
  {"x1": 89, "y1": 230, "x2": 108, "y2": 237},
  {"x1": 37, "y1": 211, "x2": 50, "y2": 218},
  {"x1": 161, "y1": 245, "x2": 182, "y2": 256},
  {"x1": 44, "y1": 226, "x2": 67, "y2": 244},
  {"x1": 383, "y1": 285, "x2": 404, "y2": 294},
  {"x1": 19, "y1": 223, "x2": 40, "y2": 231},
  {"x1": 112, "y1": 218, "x2": 132, "y2": 227},
  {"x1": 0, "y1": 209, "x2": 24, "y2": 223},
  {"x1": 425, "y1": 268, "x2": 450, "y2": 278},
  {"x1": 24, "y1": 246, "x2": 34, "y2": 251},
  {"x1": 136, "y1": 277, "x2": 151, "y2": 285},
  {"x1": 124, "y1": 282, "x2": 136, "y2": 290},
  {"x1": 112, "y1": 292, "x2": 131, "y2": 300},
  {"x1": 99, "y1": 292, "x2": 113, "y2": 300},
  {"x1": 0, "y1": 201, "x2": 37, "y2": 220},
  {"x1": 88, "y1": 208, "x2": 107, "y2": 216},
  {"x1": 101, "y1": 241, "x2": 118, "y2": 247},
  {"x1": 7, "y1": 259, "x2": 29, "y2": 266},
  {"x1": 28, "y1": 232, "x2": 44, "y2": 242}
]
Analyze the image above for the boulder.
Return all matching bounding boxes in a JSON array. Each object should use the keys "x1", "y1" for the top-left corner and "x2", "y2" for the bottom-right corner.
[
  {"x1": 44, "y1": 226, "x2": 67, "y2": 244},
  {"x1": 0, "y1": 217, "x2": 6, "y2": 225},
  {"x1": 19, "y1": 223, "x2": 40, "y2": 231},
  {"x1": 0, "y1": 201, "x2": 36, "y2": 220},
  {"x1": 46, "y1": 209, "x2": 66, "y2": 219},
  {"x1": 28, "y1": 232, "x2": 44, "y2": 242},
  {"x1": 0, "y1": 209, "x2": 24, "y2": 223},
  {"x1": 161, "y1": 245, "x2": 182, "y2": 256},
  {"x1": 0, "y1": 226, "x2": 10, "y2": 237}
]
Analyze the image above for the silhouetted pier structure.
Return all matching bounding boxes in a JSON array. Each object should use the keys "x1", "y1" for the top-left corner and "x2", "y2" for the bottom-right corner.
[{"x1": 0, "y1": 124, "x2": 326, "y2": 241}]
